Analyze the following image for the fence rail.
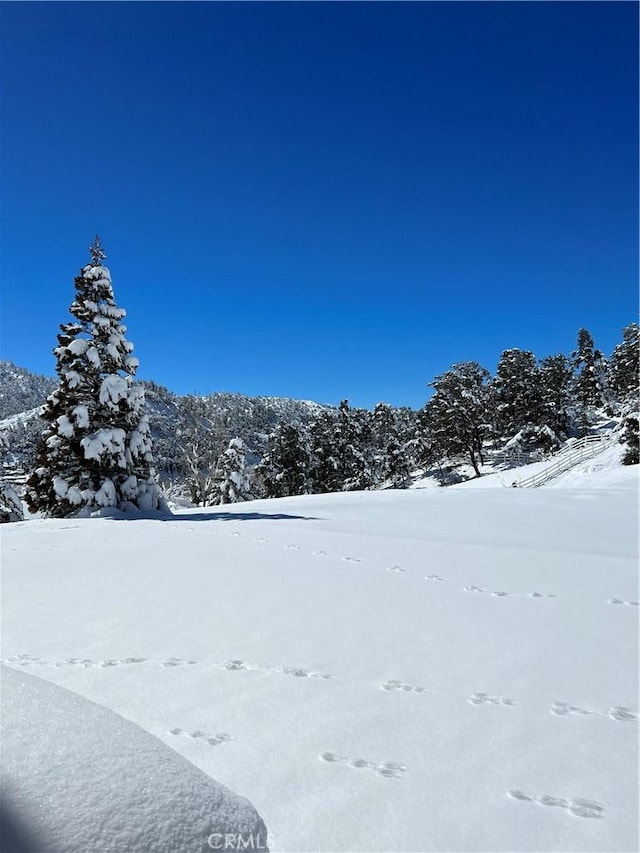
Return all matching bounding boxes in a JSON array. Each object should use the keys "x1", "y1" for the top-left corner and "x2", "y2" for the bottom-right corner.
[{"x1": 516, "y1": 433, "x2": 615, "y2": 488}]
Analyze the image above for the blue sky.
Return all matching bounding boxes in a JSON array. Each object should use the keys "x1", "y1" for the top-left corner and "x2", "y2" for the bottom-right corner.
[{"x1": 1, "y1": 2, "x2": 637, "y2": 409}]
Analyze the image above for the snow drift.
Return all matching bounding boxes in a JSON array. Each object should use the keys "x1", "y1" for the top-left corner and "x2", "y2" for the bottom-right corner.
[{"x1": 1, "y1": 666, "x2": 268, "y2": 853}]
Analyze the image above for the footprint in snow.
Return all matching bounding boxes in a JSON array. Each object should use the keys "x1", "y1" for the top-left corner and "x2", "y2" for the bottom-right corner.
[
  {"x1": 609, "y1": 598, "x2": 639, "y2": 607},
  {"x1": 284, "y1": 544, "x2": 301, "y2": 550},
  {"x1": 320, "y1": 752, "x2": 406, "y2": 779},
  {"x1": 552, "y1": 701, "x2": 637, "y2": 722},
  {"x1": 162, "y1": 658, "x2": 197, "y2": 667},
  {"x1": 425, "y1": 574, "x2": 444, "y2": 581},
  {"x1": 50, "y1": 657, "x2": 148, "y2": 669},
  {"x1": 469, "y1": 692, "x2": 516, "y2": 706},
  {"x1": 4, "y1": 654, "x2": 44, "y2": 666},
  {"x1": 381, "y1": 679, "x2": 427, "y2": 694},
  {"x1": 220, "y1": 659, "x2": 251, "y2": 671},
  {"x1": 218, "y1": 659, "x2": 333, "y2": 679},
  {"x1": 343, "y1": 556, "x2": 362, "y2": 563},
  {"x1": 275, "y1": 666, "x2": 334, "y2": 680},
  {"x1": 387, "y1": 565, "x2": 407, "y2": 573},
  {"x1": 508, "y1": 789, "x2": 605, "y2": 819},
  {"x1": 169, "y1": 727, "x2": 232, "y2": 746},
  {"x1": 254, "y1": 537, "x2": 268, "y2": 543},
  {"x1": 465, "y1": 585, "x2": 556, "y2": 599},
  {"x1": 313, "y1": 550, "x2": 327, "y2": 557}
]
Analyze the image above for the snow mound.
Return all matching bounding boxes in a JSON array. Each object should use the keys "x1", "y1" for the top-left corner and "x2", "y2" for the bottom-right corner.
[{"x1": 1, "y1": 666, "x2": 269, "y2": 853}]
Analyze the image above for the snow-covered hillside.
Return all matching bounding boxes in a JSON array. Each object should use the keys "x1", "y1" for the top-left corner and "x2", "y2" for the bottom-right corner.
[
  {"x1": 1, "y1": 460, "x2": 637, "y2": 851},
  {"x1": 0, "y1": 360, "x2": 331, "y2": 474}
]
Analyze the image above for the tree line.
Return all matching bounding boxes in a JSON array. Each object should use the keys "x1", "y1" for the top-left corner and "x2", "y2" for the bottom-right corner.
[{"x1": 255, "y1": 325, "x2": 639, "y2": 496}]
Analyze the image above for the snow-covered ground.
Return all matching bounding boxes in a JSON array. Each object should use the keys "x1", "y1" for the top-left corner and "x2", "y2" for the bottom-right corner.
[{"x1": 1, "y1": 451, "x2": 638, "y2": 852}]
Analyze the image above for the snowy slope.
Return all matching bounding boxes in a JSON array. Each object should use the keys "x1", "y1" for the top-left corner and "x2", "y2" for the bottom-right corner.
[
  {"x1": 1, "y1": 474, "x2": 637, "y2": 852},
  {"x1": 1, "y1": 666, "x2": 268, "y2": 852},
  {"x1": 452, "y1": 443, "x2": 635, "y2": 491}
]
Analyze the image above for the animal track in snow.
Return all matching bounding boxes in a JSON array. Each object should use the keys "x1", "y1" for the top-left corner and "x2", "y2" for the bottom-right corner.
[
  {"x1": 4, "y1": 654, "x2": 44, "y2": 666},
  {"x1": 469, "y1": 692, "x2": 516, "y2": 706},
  {"x1": 162, "y1": 657, "x2": 198, "y2": 668},
  {"x1": 275, "y1": 666, "x2": 334, "y2": 680},
  {"x1": 320, "y1": 752, "x2": 406, "y2": 778},
  {"x1": 312, "y1": 550, "x2": 327, "y2": 557},
  {"x1": 342, "y1": 556, "x2": 362, "y2": 563},
  {"x1": 508, "y1": 789, "x2": 605, "y2": 819},
  {"x1": 4, "y1": 654, "x2": 154, "y2": 669},
  {"x1": 464, "y1": 585, "x2": 556, "y2": 599},
  {"x1": 284, "y1": 544, "x2": 301, "y2": 550},
  {"x1": 387, "y1": 565, "x2": 407, "y2": 573},
  {"x1": 381, "y1": 679, "x2": 427, "y2": 694},
  {"x1": 219, "y1": 659, "x2": 253, "y2": 672},
  {"x1": 608, "y1": 598, "x2": 639, "y2": 607},
  {"x1": 552, "y1": 701, "x2": 638, "y2": 722},
  {"x1": 254, "y1": 537, "x2": 268, "y2": 543},
  {"x1": 169, "y1": 727, "x2": 233, "y2": 746},
  {"x1": 425, "y1": 574, "x2": 444, "y2": 581},
  {"x1": 216, "y1": 659, "x2": 334, "y2": 680}
]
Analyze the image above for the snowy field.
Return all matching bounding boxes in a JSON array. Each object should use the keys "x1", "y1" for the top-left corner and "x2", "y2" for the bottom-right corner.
[{"x1": 1, "y1": 452, "x2": 638, "y2": 852}]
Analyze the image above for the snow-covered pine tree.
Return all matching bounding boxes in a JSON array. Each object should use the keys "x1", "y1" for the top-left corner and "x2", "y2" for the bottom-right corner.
[
  {"x1": 620, "y1": 414, "x2": 639, "y2": 465},
  {"x1": 216, "y1": 437, "x2": 252, "y2": 504},
  {"x1": 334, "y1": 400, "x2": 375, "y2": 491},
  {"x1": 308, "y1": 410, "x2": 341, "y2": 493},
  {"x1": 538, "y1": 354, "x2": 573, "y2": 436},
  {"x1": 608, "y1": 323, "x2": 639, "y2": 404},
  {"x1": 413, "y1": 404, "x2": 438, "y2": 475},
  {"x1": 426, "y1": 362, "x2": 492, "y2": 477},
  {"x1": 372, "y1": 402, "x2": 412, "y2": 488},
  {"x1": 493, "y1": 349, "x2": 542, "y2": 437},
  {"x1": 573, "y1": 328, "x2": 608, "y2": 414},
  {"x1": 26, "y1": 238, "x2": 161, "y2": 517},
  {"x1": 257, "y1": 423, "x2": 311, "y2": 498}
]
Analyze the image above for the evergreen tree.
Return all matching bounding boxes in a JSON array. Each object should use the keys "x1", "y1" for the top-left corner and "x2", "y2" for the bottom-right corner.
[
  {"x1": 334, "y1": 400, "x2": 375, "y2": 491},
  {"x1": 609, "y1": 323, "x2": 639, "y2": 403},
  {"x1": 573, "y1": 328, "x2": 607, "y2": 411},
  {"x1": 426, "y1": 362, "x2": 492, "y2": 477},
  {"x1": 538, "y1": 354, "x2": 573, "y2": 436},
  {"x1": 620, "y1": 414, "x2": 639, "y2": 465},
  {"x1": 26, "y1": 238, "x2": 160, "y2": 516},
  {"x1": 258, "y1": 423, "x2": 311, "y2": 498},
  {"x1": 493, "y1": 349, "x2": 542, "y2": 437},
  {"x1": 414, "y1": 405, "x2": 438, "y2": 474},
  {"x1": 308, "y1": 411, "x2": 341, "y2": 493},
  {"x1": 216, "y1": 437, "x2": 252, "y2": 504},
  {"x1": 372, "y1": 402, "x2": 412, "y2": 487}
]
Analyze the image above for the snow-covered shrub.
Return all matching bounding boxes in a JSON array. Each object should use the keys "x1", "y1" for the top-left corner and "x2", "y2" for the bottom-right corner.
[
  {"x1": 0, "y1": 483, "x2": 24, "y2": 523},
  {"x1": 504, "y1": 424, "x2": 561, "y2": 456}
]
